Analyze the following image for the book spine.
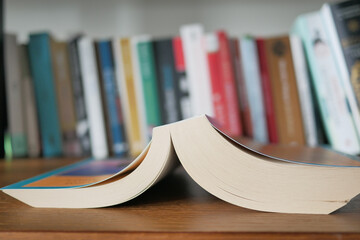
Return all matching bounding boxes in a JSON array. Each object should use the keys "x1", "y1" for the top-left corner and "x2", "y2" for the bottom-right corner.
[
  {"x1": 97, "y1": 40, "x2": 127, "y2": 156},
  {"x1": 0, "y1": 0, "x2": 6, "y2": 158},
  {"x1": 172, "y1": 36, "x2": 192, "y2": 120},
  {"x1": 217, "y1": 31, "x2": 242, "y2": 137},
  {"x1": 289, "y1": 35, "x2": 318, "y2": 147},
  {"x1": 153, "y1": 38, "x2": 181, "y2": 124},
  {"x1": 256, "y1": 38, "x2": 278, "y2": 143},
  {"x1": 239, "y1": 37, "x2": 268, "y2": 143},
  {"x1": 77, "y1": 37, "x2": 108, "y2": 159},
  {"x1": 180, "y1": 24, "x2": 214, "y2": 116},
  {"x1": 28, "y1": 33, "x2": 62, "y2": 157},
  {"x1": 264, "y1": 36, "x2": 305, "y2": 145},
  {"x1": 292, "y1": 12, "x2": 360, "y2": 154},
  {"x1": 136, "y1": 38, "x2": 162, "y2": 136},
  {"x1": 205, "y1": 33, "x2": 228, "y2": 131},
  {"x1": 230, "y1": 38, "x2": 253, "y2": 138},
  {"x1": 321, "y1": 2, "x2": 360, "y2": 139},
  {"x1": 19, "y1": 44, "x2": 40, "y2": 157},
  {"x1": 51, "y1": 40, "x2": 82, "y2": 157},
  {"x1": 68, "y1": 38, "x2": 91, "y2": 156},
  {"x1": 131, "y1": 36, "x2": 150, "y2": 144},
  {"x1": 113, "y1": 38, "x2": 144, "y2": 157},
  {"x1": 4, "y1": 34, "x2": 27, "y2": 158}
]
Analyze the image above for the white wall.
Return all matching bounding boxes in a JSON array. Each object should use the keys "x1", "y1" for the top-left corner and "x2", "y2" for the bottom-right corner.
[{"x1": 5, "y1": 0, "x2": 330, "y2": 42}]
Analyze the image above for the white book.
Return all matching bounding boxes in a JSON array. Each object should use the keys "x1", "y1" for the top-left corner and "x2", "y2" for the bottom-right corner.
[
  {"x1": 4, "y1": 34, "x2": 27, "y2": 157},
  {"x1": 299, "y1": 12, "x2": 360, "y2": 154},
  {"x1": 19, "y1": 45, "x2": 40, "y2": 157},
  {"x1": 289, "y1": 35, "x2": 318, "y2": 147},
  {"x1": 180, "y1": 24, "x2": 214, "y2": 117},
  {"x1": 131, "y1": 36, "x2": 150, "y2": 144},
  {"x1": 321, "y1": 4, "x2": 360, "y2": 140},
  {"x1": 239, "y1": 37, "x2": 268, "y2": 143},
  {"x1": 77, "y1": 37, "x2": 108, "y2": 159}
]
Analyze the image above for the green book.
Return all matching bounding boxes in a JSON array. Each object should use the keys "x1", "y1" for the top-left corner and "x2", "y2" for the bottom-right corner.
[{"x1": 136, "y1": 39, "x2": 162, "y2": 137}]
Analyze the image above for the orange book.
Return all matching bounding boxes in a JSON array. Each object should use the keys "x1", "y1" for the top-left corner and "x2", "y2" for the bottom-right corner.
[{"x1": 264, "y1": 36, "x2": 305, "y2": 145}]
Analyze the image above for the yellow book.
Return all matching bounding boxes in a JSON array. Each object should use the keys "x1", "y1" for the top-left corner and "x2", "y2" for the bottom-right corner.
[{"x1": 113, "y1": 38, "x2": 144, "y2": 157}]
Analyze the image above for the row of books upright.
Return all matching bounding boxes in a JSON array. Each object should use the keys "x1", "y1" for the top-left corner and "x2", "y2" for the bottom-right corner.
[{"x1": 1, "y1": 0, "x2": 360, "y2": 159}]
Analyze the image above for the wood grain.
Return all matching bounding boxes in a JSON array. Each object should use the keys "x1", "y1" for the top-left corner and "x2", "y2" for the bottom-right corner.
[{"x1": 0, "y1": 158, "x2": 360, "y2": 240}]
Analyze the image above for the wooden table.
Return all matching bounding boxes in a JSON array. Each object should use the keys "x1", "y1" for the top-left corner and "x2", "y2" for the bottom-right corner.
[{"x1": 0, "y1": 158, "x2": 359, "y2": 240}]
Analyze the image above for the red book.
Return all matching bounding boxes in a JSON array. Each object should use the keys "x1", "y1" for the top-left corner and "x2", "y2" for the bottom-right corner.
[
  {"x1": 256, "y1": 38, "x2": 278, "y2": 143},
  {"x1": 205, "y1": 31, "x2": 243, "y2": 137},
  {"x1": 231, "y1": 38, "x2": 253, "y2": 138},
  {"x1": 206, "y1": 33, "x2": 228, "y2": 132}
]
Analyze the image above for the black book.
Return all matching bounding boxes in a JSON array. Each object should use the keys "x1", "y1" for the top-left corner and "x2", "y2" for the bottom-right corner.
[
  {"x1": 0, "y1": 0, "x2": 6, "y2": 158},
  {"x1": 68, "y1": 36, "x2": 91, "y2": 156},
  {"x1": 153, "y1": 38, "x2": 182, "y2": 124}
]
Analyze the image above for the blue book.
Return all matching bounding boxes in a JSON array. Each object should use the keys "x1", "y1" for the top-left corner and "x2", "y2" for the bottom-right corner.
[
  {"x1": 239, "y1": 36, "x2": 268, "y2": 143},
  {"x1": 28, "y1": 33, "x2": 62, "y2": 157},
  {"x1": 97, "y1": 40, "x2": 127, "y2": 156}
]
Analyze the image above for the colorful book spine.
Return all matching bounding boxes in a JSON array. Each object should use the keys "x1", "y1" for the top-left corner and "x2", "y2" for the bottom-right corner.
[
  {"x1": 292, "y1": 12, "x2": 360, "y2": 154},
  {"x1": 256, "y1": 38, "x2": 278, "y2": 143},
  {"x1": 136, "y1": 37, "x2": 162, "y2": 137},
  {"x1": 68, "y1": 37, "x2": 91, "y2": 156},
  {"x1": 239, "y1": 36, "x2": 268, "y2": 143},
  {"x1": 263, "y1": 36, "x2": 305, "y2": 145},
  {"x1": 154, "y1": 38, "x2": 182, "y2": 124},
  {"x1": 19, "y1": 44, "x2": 40, "y2": 157},
  {"x1": 51, "y1": 40, "x2": 82, "y2": 157},
  {"x1": 180, "y1": 24, "x2": 214, "y2": 117},
  {"x1": 321, "y1": 1, "x2": 360, "y2": 139},
  {"x1": 28, "y1": 33, "x2": 62, "y2": 157},
  {"x1": 77, "y1": 37, "x2": 108, "y2": 159},
  {"x1": 289, "y1": 35, "x2": 318, "y2": 147},
  {"x1": 131, "y1": 36, "x2": 150, "y2": 144},
  {"x1": 205, "y1": 31, "x2": 242, "y2": 137},
  {"x1": 97, "y1": 40, "x2": 127, "y2": 156},
  {"x1": 172, "y1": 36, "x2": 192, "y2": 120},
  {"x1": 113, "y1": 38, "x2": 144, "y2": 157},
  {"x1": 230, "y1": 38, "x2": 253, "y2": 138}
]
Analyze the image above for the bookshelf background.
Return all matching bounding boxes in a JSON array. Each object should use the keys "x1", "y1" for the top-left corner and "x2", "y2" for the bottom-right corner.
[{"x1": 6, "y1": 0, "x2": 329, "y2": 42}]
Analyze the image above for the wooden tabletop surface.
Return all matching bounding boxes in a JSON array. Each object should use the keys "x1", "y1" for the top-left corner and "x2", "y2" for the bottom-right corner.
[{"x1": 0, "y1": 158, "x2": 360, "y2": 240}]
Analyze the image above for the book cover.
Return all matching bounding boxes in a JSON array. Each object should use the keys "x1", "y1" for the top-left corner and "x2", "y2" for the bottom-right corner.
[
  {"x1": 136, "y1": 37, "x2": 162, "y2": 137},
  {"x1": 51, "y1": 40, "x2": 82, "y2": 157},
  {"x1": 230, "y1": 38, "x2": 253, "y2": 138},
  {"x1": 97, "y1": 40, "x2": 127, "y2": 157},
  {"x1": 113, "y1": 38, "x2": 144, "y2": 157},
  {"x1": 68, "y1": 36, "x2": 91, "y2": 156},
  {"x1": 321, "y1": 1, "x2": 360, "y2": 139},
  {"x1": 4, "y1": 34, "x2": 27, "y2": 158},
  {"x1": 19, "y1": 44, "x2": 41, "y2": 157},
  {"x1": 256, "y1": 38, "x2": 278, "y2": 143},
  {"x1": 239, "y1": 36, "x2": 268, "y2": 143},
  {"x1": 180, "y1": 24, "x2": 214, "y2": 117},
  {"x1": 28, "y1": 33, "x2": 62, "y2": 157},
  {"x1": 153, "y1": 38, "x2": 182, "y2": 124},
  {"x1": 264, "y1": 36, "x2": 305, "y2": 145},
  {"x1": 77, "y1": 37, "x2": 108, "y2": 159},
  {"x1": 292, "y1": 12, "x2": 360, "y2": 154},
  {"x1": 172, "y1": 36, "x2": 192, "y2": 120}
]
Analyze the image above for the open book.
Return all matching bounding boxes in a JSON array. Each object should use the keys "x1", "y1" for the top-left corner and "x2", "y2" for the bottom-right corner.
[{"x1": 2, "y1": 115, "x2": 360, "y2": 214}]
